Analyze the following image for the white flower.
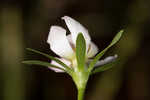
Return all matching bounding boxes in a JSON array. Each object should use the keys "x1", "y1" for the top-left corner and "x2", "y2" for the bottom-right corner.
[{"x1": 47, "y1": 16, "x2": 116, "y2": 72}]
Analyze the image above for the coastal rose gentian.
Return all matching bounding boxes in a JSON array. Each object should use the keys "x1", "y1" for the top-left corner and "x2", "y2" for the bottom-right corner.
[{"x1": 47, "y1": 16, "x2": 116, "y2": 72}]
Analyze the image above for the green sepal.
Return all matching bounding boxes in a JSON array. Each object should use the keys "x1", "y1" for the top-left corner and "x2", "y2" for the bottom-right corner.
[
  {"x1": 76, "y1": 33, "x2": 86, "y2": 71},
  {"x1": 91, "y1": 59, "x2": 118, "y2": 74},
  {"x1": 110, "y1": 30, "x2": 124, "y2": 47},
  {"x1": 22, "y1": 60, "x2": 65, "y2": 72},
  {"x1": 88, "y1": 30, "x2": 124, "y2": 72},
  {"x1": 26, "y1": 48, "x2": 73, "y2": 73}
]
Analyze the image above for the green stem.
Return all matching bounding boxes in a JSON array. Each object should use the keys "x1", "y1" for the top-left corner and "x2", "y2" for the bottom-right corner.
[
  {"x1": 78, "y1": 87, "x2": 85, "y2": 100},
  {"x1": 72, "y1": 67, "x2": 89, "y2": 100}
]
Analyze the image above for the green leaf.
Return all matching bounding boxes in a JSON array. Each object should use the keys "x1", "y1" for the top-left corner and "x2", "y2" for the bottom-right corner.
[
  {"x1": 26, "y1": 48, "x2": 72, "y2": 73},
  {"x1": 88, "y1": 30, "x2": 124, "y2": 72},
  {"x1": 91, "y1": 59, "x2": 118, "y2": 74},
  {"x1": 110, "y1": 30, "x2": 124, "y2": 47},
  {"x1": 76, "y1": 33, "x2": 86, "y2": 70},
  {"x1": 22, "y1": 60, "x2": 65, "y2": 72}
]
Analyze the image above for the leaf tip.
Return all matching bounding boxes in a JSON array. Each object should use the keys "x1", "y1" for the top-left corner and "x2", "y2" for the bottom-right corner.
[
  {"x1": 21, "y1": 61, "x2": 28, "y2": 64},
  {"x1": 118, "y1": 29, "x2": 124, "y2": 36},
  {"x1": 77, "y1": 32, "x2": 84, "y2": 39},
  {"x1": 26, "y1": 48, "x2": 32, "y2": 51}
]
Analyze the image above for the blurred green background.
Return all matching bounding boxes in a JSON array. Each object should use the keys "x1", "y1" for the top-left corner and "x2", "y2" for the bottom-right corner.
[{"x1": 0, "y1": 0, "x2": 150, "y2": 100}]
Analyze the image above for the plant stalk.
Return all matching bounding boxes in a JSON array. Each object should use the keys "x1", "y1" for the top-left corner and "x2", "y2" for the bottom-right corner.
[{"x1": 78, "y1": 87, "x2": 85, "y2": 100}]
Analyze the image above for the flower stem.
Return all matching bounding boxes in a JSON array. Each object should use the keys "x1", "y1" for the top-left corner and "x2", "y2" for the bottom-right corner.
[
  {"x1": 78, "y1": 87, "x2": 85, "y2": 100},
  {"x1": 72, "y1": 67, "x2": 89, "y2": 100}
]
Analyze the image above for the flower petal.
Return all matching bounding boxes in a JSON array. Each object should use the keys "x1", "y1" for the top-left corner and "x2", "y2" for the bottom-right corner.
[
  {"x1": 67, "y1": 34, "x2": 75, "y2": 50},
  {"x1": 94, "y1": 54, "x2": 118, "y2": 67},
  {"x1": 62, "y1": 16, "x2": 91, "y2": 49},
  {"x1": 49, "y1": 58, "x2": 71, "y2": 72},
  {"x1": 67, "y1": 34, "x2": 72, "y2": 43},
  {"x1": 87, "y1": 42, "x2": 99, "y2": 58},
  {"x1": 47, "y1": 26, "x2": 75, "y2": 59}
]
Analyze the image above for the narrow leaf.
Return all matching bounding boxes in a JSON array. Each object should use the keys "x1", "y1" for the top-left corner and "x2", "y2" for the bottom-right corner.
[
  {"x1": 76, "y1": 33, "x2": 86, "y2": 70},
  {"x1": 26, "y1": 48, "x2": 72, "y2": 72},
  {"x1": 88, "y1": 30, "x2": 124, "y2": 72},
  {"x1": 110, "y1": 30, "x2": 124, "y2": 46},
  {"x1": 22, "y1": 60, "x2": 65, "y2": 72},
  {"x1": 91, "y1": 59, "x2": 118, "y2": 74}
]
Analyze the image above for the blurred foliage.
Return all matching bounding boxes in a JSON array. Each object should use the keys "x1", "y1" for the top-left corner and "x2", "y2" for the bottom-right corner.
[{"x1": 0, "y1": 0, "x2": 150, "y2": 100}]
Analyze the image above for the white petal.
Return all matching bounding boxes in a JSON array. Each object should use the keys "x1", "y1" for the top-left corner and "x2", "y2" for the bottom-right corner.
[
  {"x1": 87, "y1": 42, "x2": 99, "y2": 58},
  {"x1": 62, "y1": 16, "x2": 91, "y2": 49},
  {"x1": 67, "y1": 34, "x2": 73, "y2": 44},
  {"x1": 47, "y1": 26, "x2": 75, "y2": 59},
  {"x1": 94, "y1": 54, "x2": 118, "y2": 67},
  {"x1": 66, "y1": 34, "x2": 75, "y2": 50},
  {"x1": 49, "y1": 58, "x2": 71, "y2": 73}
]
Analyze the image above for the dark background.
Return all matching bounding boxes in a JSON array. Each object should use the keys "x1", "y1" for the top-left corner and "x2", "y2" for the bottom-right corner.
[{"x1": 0, "y1": 0, "x2": 150, "y2": 100}]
